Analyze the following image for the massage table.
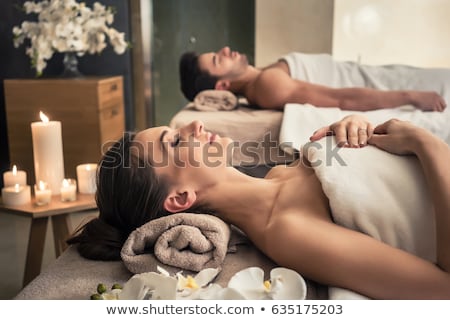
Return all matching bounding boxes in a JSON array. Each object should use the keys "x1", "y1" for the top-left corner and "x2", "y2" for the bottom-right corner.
[{"x1": 15, "y1": 239, "x2": 327, "y2": 300}]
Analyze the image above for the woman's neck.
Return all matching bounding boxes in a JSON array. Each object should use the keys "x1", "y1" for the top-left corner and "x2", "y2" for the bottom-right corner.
[{"x1": 196, "y1": 167, "x2": 281, "y2": 227}]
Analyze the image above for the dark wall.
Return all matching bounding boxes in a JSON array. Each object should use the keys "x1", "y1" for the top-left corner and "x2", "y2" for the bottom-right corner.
[
  {"x1": 152, "y1": 0, "x2": 255, "y2": 126},
  {"x1": 0, "y1": 0, "x2": 134, "y2": 188}
]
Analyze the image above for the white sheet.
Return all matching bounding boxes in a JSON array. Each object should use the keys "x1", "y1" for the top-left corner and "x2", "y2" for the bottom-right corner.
[
  {"x1": 282, "y1": 52, "x2": 450, "y2": 97},
  {"x1": 280, "y1": 104, "x2": 450, "y2": 155}
]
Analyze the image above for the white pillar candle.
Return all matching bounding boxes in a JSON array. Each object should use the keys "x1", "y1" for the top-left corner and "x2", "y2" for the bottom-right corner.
[
  {"x1": 76, "y1": 163, "x2": 98, "y2": 194},
  {"x1": 34, "y1": 181, "x2": 52, "y2": 206},
  {"x1": 1, "y1": 184, "x2": 31, "y2": 206},
  {"x1": 3, "y1": 165, "x2": 27, "y2": 187},
  {"x1": 60, "y1": 179, "x2": 77, "y2": 202},
  {"x1": 31, "y1": 111, "x2": 65, "y2": 195}
]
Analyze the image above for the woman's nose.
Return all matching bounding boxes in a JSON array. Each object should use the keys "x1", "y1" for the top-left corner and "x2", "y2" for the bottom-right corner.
[
  {"x1": 181, "y1": 120, "x2": 204, "y2": 138},
  {"x1": 191, "y1": 120, "x2": 204, "y2": 137}
]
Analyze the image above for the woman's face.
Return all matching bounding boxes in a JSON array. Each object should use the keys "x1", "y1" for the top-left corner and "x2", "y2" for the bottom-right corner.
[{"x1": 134, "y1": 121, "x2": 234, "y2": 183}]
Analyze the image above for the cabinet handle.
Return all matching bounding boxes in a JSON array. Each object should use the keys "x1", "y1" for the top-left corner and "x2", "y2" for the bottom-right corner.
[
  {"x1": 102, "y1": 106, "x2": 120, "y2": 120},
  {"x1": 110, "y1": 83, "x2": 118, "y2": 91}
]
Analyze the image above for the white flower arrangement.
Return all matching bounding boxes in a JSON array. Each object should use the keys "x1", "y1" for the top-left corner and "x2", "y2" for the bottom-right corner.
[
  {"x1": 12, "y1": 0, "x2": 128, "y2": 76},
  {"x1": 90, "y1": 266, "x2": 308, "y2": 300}
]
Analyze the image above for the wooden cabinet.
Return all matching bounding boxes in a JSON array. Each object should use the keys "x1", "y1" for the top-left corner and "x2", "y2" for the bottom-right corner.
[{"x1": 4, "y1": 76, "x2": 125, "y2": 184}]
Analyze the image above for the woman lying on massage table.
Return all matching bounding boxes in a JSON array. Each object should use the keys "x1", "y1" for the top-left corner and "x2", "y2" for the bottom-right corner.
[{"x1": 68, "y1": 115, "x2": 450, "y2": 299}]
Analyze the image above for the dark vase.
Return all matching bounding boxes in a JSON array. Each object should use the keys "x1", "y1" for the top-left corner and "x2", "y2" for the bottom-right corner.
[{"x1": 61, "y1": 52, "x2": 83, "y2": 77}]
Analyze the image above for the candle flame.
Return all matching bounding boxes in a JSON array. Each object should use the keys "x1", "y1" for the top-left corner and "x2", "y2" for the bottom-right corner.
[
  {"x1": 12, "y1": 165, "x2": 17, "y2": 175},
  {"x1": 39, "y1": 111, "x2": 49, "y2": 123},
  {"x1": 86, "y1": 164, "x2": 91, "y2": 171},
  {"x1": 62, "y1": 179, "x2": 69, "y2": 187},
  {"x1": 39, "y1": 181, "x2": 46, "y2": 191}
]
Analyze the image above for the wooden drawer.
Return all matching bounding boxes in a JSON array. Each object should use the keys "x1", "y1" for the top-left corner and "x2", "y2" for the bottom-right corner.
[
  {"x1": 98, "y1": 77, "x2": 123, "y2": 109},
  {"x1": 99, "y1": 102, "x2": 125, "y2": 143}
]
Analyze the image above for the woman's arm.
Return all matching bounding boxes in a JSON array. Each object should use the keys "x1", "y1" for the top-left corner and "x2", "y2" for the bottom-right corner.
[
  {"x1": 369, "y1": 119, "x2": 450, "y2": 271},
  {"x1": 266, "y1": 214, "x2": 450, "y2": 299}
]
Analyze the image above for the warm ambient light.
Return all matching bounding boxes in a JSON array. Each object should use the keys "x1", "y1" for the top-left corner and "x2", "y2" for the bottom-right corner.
[
  {"x1": 39, "y1": 111, "x2": 49, "y2": 123},
  {"x1": 12, "y1": 165, "x2": 17, "y2": 176},
  {"x1": 38, "y1": 180, "x2": 46, "y2": 190}
]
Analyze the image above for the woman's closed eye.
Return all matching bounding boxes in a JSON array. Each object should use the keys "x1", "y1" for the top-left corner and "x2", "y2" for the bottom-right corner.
[{"x1": 170, "y1": 134, "x2": 180, "y2": 147}]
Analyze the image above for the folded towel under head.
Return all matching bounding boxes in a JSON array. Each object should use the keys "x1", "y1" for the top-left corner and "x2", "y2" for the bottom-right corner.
[
  {"x1": 121, "y1": 213, "x2": 232, "y2": 274},
  {"x1": 193, "y1": 90, "x2": 238, "y2": 111}
]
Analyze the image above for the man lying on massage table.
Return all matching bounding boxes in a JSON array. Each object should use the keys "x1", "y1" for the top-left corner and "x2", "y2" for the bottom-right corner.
[{"x1": 179, "y1": 46, "x2": 448, "y2": 112}]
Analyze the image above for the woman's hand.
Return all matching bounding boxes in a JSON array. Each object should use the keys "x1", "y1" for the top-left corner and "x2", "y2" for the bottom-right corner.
[
  {"x1": 368, "y1": 119, "x2": 430, "y2": 155},
  {"x1": 310, "y1": 114, "x2": 374, "y2": 147}
]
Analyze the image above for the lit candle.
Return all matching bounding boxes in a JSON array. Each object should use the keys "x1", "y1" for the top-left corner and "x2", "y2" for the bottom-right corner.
[
  {"x1": 76, "y1": 163, "x2": 97, "y2": 194},
  {"x1": 1, "y1": 183, "x2": 31, "y2": 206},
  {"x1": 60, "y1": 179, "x2": 77, "y2": 202},
  {"x1": 3, "y1": 165, "x2": 27, "y2": 187},
  {"x1": 34, "y1": 181, "x2": 52, "y2": 206},
  {"x1": 31, "y1": 111, "x2": 65, "y2": 195}
]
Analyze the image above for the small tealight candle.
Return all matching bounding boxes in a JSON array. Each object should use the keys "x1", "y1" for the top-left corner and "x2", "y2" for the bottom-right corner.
[
  {"x1": 34, "y1": 181, "x2": 52, "y2": 206},
  {"x1": 1, "y1": 183, "x2": 31, "y2": 206},
  {"x1": 76, "y1": 163, "x2": 98, "y2": 194},
  {"x1": 60, "y1": 179, "x2": 77, "y2": 202},
  {"x1": 3, "y1": 165, "x2": 27, "y2": 187}
]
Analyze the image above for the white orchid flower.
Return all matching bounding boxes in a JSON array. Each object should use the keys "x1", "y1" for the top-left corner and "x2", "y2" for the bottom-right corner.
[
  {"x1": 12, "y1": 0, "x2": 128, "y2": 76},
  {"x1": 228, "y1": 267, "x2": 307, "y2": 300},
  {"x1": 176, "y1": 268, "x2": 220, "y2": 299}
]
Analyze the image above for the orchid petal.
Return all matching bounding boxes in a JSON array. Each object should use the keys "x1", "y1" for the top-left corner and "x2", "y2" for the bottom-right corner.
[
  {"x1": 194, "y1": 268, "x2": 220, "y2": 287},
  {"x1": 227, "y1": 267, "x2": 267, "y2": 299},
  {"x1": 118, "y1": 276, "x2": 151, "y2": 300},
  {"x1": 156, "y1": 266, "x2": 170, "y2": 277},
  {"x1": 269, "y1": 268, "x2": 307, "y2": 300},
  {"x1": 119, "y1": 272, "x2": 177, "y2": 300}
]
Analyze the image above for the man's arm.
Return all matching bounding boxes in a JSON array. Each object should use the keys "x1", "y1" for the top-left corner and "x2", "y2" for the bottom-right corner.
[{"x1": 253, "y1": 68, "x2": 446, "y2": 111}]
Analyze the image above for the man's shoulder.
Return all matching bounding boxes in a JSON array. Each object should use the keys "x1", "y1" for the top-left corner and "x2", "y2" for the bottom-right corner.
[
  {"x1": 262, "y1": 59, "x2": 290, "y2": 74},
  {"x1": 256, "y1": 65, "x2": 293, "y2": 88}
]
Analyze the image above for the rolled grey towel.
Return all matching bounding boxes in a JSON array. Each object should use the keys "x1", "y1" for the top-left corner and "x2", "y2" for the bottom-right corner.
[
  {"x1": 193, "y1": 90, "x2": 238, "y2": 111},
  {"x1": 121, "y1": 213, "x2": 231, "y2": 274}
]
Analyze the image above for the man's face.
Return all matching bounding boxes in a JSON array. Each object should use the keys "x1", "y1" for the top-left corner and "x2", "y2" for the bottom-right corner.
[{"x1": 197, "y1": 46, "x2": 249, "y2": 80}]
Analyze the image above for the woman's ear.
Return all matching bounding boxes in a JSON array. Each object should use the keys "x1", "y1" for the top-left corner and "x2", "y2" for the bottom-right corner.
[
  {"x1": 215, "y1": 80, "x2": 231, "y2": 91},
  {"x1": 163, "y1": 190, "x2": 197, "y2": 213}
]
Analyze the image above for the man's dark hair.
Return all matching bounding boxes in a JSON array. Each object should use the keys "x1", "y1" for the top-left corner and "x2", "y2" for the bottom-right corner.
[{"x1": 179, "y1": 51, "x2": 218, "y2": 101}]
